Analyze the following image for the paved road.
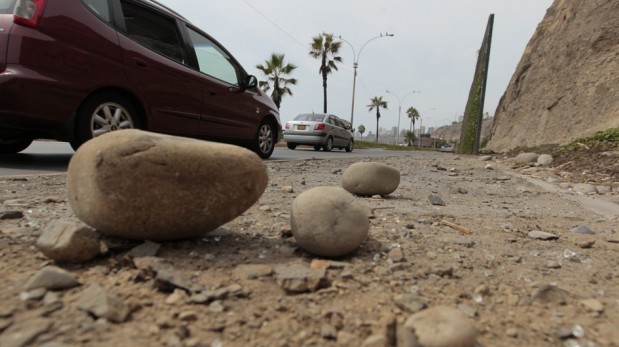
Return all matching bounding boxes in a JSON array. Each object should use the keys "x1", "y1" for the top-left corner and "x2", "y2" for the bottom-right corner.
[{"x1": 0, "y1": 141, "x2": 417, "y2": 176}]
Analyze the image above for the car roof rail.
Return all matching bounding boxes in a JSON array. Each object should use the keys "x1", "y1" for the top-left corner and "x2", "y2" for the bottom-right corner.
[{"x1": 146, "y1": 0, "x2": 187, "y2": 21}]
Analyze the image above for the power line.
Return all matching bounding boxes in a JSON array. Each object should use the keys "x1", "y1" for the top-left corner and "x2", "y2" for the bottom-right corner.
[{"x1": 241, "y1": 0, "x2": 307, "y2": 50}]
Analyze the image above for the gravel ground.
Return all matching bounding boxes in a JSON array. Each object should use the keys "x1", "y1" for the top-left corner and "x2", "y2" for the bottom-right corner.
[{"x1": 1, "y1": 150, "x2": 618, "y2": 347}]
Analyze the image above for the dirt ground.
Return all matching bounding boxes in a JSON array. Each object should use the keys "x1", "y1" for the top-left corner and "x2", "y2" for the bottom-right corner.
[{"x1": 1, "y1": 148, "x2": 618, "y2": 347}]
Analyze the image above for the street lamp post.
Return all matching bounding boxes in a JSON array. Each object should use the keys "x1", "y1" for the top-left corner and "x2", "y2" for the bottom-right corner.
[
  {"x1": 385, "y1": 90, "x2": 421, "y2": 145},
  {"x1": 338, "y1": 33, "x2": 394, "y2": 131}
]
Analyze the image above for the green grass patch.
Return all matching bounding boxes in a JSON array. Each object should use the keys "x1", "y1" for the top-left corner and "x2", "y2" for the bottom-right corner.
[
  {"x1": 564, "y1": 128, "x2": 619, "y2": 151},
  {"x1": 355, "y1": 140, "x2": 437, "y2": 151}
]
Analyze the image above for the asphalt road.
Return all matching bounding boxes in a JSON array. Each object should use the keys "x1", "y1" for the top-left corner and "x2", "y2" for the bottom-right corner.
[{"x1": 0, "y1": 141, "x2": 416, "y2": 176}]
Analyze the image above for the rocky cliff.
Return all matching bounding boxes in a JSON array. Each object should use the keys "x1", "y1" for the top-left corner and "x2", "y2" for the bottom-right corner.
[{"x1": 484, "y1": 0, "x2": 619, "y2": 153}]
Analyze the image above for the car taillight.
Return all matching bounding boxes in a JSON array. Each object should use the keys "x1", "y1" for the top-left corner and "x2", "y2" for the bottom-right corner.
[
  {"x1": 13, "y1": 0, "x2": 48, "y2": 28},
  {"x1": 314, "y1": 123, "x2": 325, "y2": 130},
  {"x1": 285, "y1": 122, "x2": 289, "y2": 129}
]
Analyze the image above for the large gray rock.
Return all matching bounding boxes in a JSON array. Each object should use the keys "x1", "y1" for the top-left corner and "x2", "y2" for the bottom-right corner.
[
  {"x1": 341, "y1": 162, "x2": 400, "y2": 196},
  {"x1": 291, "y1": 186, "x2": 369, "y2": 257},
  {"x1": 36, "y1": 220, "x2": 101, "y2": 263},
  {"x1": 403, "y1": 306, "x2": 477, "y2": 347},
  {"x1": 67, "y1": 130, "x2": 268, "y2": 240}
]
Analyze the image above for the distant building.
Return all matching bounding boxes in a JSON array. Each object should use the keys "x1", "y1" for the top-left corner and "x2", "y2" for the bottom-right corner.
[{"x1": 419, "y1": 134, "x2": 432, "y2": 147}]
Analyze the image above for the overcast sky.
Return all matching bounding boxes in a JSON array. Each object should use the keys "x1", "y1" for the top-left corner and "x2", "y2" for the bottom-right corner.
[{"x1": 158, "y1": 0, "x2": 553, "y2": 132}]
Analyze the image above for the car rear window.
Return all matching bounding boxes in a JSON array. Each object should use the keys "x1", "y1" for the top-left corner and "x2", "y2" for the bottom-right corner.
[
  {"x1": 0, "y1": 0, "x2": 16, "y2": 14},
  {"x1": 294, "y1": 114, "x2": 326, "y2": 122}
]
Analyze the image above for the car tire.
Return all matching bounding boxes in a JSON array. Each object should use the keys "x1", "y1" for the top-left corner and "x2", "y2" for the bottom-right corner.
[
  {"x1": 252, "y1": 119, "x2": 277, "y2": 159},
  {"x1": 313, "y1": 145, "x2": 321, "y2": 151},
  {"x1": 286, "y1": 143, "x2": 297, "y2": 150},
  {"x1": 323, "y1": 137, "x2": 333, "y2": 152},
  {"x1": 0, "y1": 138, "x2": 33, "y2": 154},
  {"x1": 71, "y1": 92, "x2": 139, "y2": 151},
  {"x1": 345, "y1": 140, "x2": 354, "y2": 152}
]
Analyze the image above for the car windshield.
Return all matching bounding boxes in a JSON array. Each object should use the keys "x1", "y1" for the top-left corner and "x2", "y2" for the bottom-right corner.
[
  {"x1": 0, "y1": 0, "x2": 16, "y2": 13},
  {"x1": 294, "y1": 114, "x2": 326, "y2": 122}
]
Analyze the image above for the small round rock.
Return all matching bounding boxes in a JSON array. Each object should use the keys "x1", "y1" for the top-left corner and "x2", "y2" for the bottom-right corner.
[
  {"x1": 341, "y1": 162, "x2": 400, "y2": 196},
  {"x1": 291, "y1": 186, "x2": 369, "y2": 257},
  {"x1": 404, "y1": 305, "x2": 477, "y2": 347}
]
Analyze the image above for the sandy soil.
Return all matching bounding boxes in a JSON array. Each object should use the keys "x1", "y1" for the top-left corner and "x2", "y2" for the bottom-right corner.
[{"x1": 1, "y1": 150, "x2": 618, "y2": 347}]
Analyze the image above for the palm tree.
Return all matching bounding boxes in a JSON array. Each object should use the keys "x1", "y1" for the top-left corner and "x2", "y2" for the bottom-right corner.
[
  {"x1": 406, "y1": 106, "x2": 420, "y2": 141},
  {"x1": 357, "y1": 124, "x2": 366, "y2": 139},
  {"x1": 405, "y1": 130, "x2": 415, "y2": 147},
  {"x1": 367, "y1": 96, "x2": 388, "y2": 142},
  {"x1": 255, "y1": 53, "x2": 297, "y2": 110},
  {"x1": 309, "y1": 33, "x2": 342, "y2": 113}
]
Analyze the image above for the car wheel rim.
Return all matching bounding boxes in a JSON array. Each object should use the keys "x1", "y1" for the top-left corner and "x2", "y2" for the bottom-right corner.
[
  {"x1": 91, "y1": 102, "x2": 134, "y2": 137},
  {"x1": 258, "y1": 124, "x2": 273, "y2": 153}
]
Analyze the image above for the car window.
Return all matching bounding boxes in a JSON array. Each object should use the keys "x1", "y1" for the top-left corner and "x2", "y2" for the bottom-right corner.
[
  {"x1": 294, "y1": 114, "x2": 326, "y2": 122},
  {"x1": 120, "y1": 0, "x2": 184, "y2": 62},
  {"x1": 186, "y1": 27, "x2": 239, "y2": 85},
  {"x1": 82, "y1": 0, "x2": 111, "y2": 22},
  {"x1": 0, "y1": 0, "x2": 16, "y2": 13}
]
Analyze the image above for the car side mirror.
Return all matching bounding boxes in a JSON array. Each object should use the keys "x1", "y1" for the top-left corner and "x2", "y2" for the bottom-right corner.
[{"x1": 245, "y1": 75, "x2": 258, "y2": 89}]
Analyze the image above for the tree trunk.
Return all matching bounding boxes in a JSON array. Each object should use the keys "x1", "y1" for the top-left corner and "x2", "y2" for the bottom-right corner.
[
  {"x1": 273, "y1": 79, "x2": 281, "y2": 109},
  {"x1": 412, "y1": 120, "x2": 416, "y2": 145},
  {"x1": 375, "y1": 111, "x2": 379, "y2": 142},
  {"x1": 323, "y1": 74, "x2": 328, "y2": 113},
  {"x1": 322, "y1": 52, "x2": 328, "y2": 113}
]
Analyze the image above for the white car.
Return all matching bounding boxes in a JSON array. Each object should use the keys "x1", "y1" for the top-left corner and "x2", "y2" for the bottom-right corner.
[
  {"x1": 440, "y1": 145, "x2": 454, "y2": 152},
  {"x1": 283, "y1": 113, "x2": 354, "y2": 152}
]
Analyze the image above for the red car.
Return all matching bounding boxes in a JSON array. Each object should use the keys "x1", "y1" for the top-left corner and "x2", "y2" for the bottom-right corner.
[{"x1": 0, "y1": 0, "x2": 280, "y2": 158}]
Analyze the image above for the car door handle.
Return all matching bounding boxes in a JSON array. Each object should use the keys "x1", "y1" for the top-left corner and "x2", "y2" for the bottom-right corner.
[{"x1": 132, "y1": 57, "x2": 148, "y2": 68}]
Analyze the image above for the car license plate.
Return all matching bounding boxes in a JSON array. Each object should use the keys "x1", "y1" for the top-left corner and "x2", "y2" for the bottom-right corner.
[{"x1": 297, "y1": 125, "x2": 306, "y2": 130}]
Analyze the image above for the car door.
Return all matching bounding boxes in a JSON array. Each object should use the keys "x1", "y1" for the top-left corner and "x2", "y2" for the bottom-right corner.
[
  {"x1": 329, "y1": 116, "x2": 344, "y2": 147},
  {"x1": 116, "y1": 0, "x2": 204, "y2": 136},
  {"x1": 183, "y1": 25, "x2": 261, "y2": 140}
]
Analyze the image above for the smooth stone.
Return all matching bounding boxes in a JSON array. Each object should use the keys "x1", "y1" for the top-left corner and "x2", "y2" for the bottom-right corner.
[
  {"x1": 36, "y1": 220, "x2": 101, "y2": 263},
  {"x1": 572, "y1": 183, "x2": 598, "y2": 195},
  {"x1": 404, "y1": 306, "x2": 477, "y2": 347},
  {"x1": 362, "y1": 334, "x2": 388, "y2": 347},
  {"x1": 291, "y1": 186, "x2": 369, "y2": 257},
  {"x1": 428, "y1": 195, "x2": 446, "y2": 206},
  {"x1": 67, "y1": 129, "x2": 268, "y2": 240},
  {"x1": 514, "y1": 152, "x2": 539, "y2": 165},
  {"x1": 537, "y1": 154, "x2": 554, "y2": 166},
  {"x1": 570, "y1": 225, "x2": 594, "y2": 235},
  {"x1": 341, "y1": 162, "x2": 400, "y2": 196},
  {"x1": 528, "y1": 230, "x2": 559, "y2": 240}
]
